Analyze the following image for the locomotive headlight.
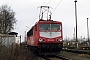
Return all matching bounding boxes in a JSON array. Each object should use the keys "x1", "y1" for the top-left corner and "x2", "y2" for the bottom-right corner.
[
  {"x1": 39, "y1": 39, "x2": 43, "y2": 42},
  {"x1": 56, "y1": 38, "x2": 62, "y2": 42},
  {"x1": 56, "y1": 38, "x2": 59, "y2": 42},
  {"x1": 39, "y1": 38, "x2": 45, "y2": 42},
  {"x1": 59, "y1": 38, "x2": 62, "y2": 42}
]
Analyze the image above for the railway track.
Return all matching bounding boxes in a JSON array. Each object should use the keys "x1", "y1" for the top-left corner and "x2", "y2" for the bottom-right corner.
[
  {"x1": 39, "y1": 55, "x2": 50, "y2": 60},
  {"x1": 25, "y1": 44, "x2": 72, "y2": 60},
  {"x1": 39, "y1": 55, "x2": 72, "y2": 60},
  {"x1": 24, "y1": 44, "x2": 90, "y2": 60},
  {"x1": 63, "y1": 49, "x2": 90, "y2": 55},
  {"x1": 54, "y1": 55, "x2": 71, "y2": 60},
  {"x1": 25, "y1": 45, "x2": 71, "y2": 60}
]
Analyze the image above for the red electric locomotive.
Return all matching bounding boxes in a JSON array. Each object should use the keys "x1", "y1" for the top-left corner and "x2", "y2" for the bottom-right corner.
[{"x1": 26, "y1": 6, "x2": 63, "y2": 55}]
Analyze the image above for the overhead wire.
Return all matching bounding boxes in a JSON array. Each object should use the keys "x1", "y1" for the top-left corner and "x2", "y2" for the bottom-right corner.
[
  {"x1": 52, "y1": 0, "x2": 62, "y2": 14},
  {"x1": 30, "y1": 0, "x2": 51, "y2": 23},
  {"x1": 27, "y1": 11, "x2": 39, "y2": 28},
  {"x1": 47, "y1": 0, "x2": 51, "y2": 5},
  {"x1": 28, "y1": 0, "x2": 62, "y2": 27},
  {"x1": 26, "y1": 0, "x2": 62, "y2": 30},
  {"x1": 43, "y1": 0, "x2": 51, "y2": 5},
  {"x1": 43, "y1": 0, "x2": 47, "y2": 4},
  {"x1": 27, "y1": 0, "x2": 50, "y2": 28},
  {"x1": 29, "y1": 0, "x2": 62, "y2": 26}
]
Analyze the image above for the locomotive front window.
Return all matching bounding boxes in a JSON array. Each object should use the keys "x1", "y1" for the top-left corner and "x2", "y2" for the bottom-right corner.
[
  {"x1": 40, "y1": 24, "x2": 60, "y2": 31},
  {"x1": 51, "y1": 24, "x2": 60, "y2": 30},
  {"x1": 40, "y1": 24, "x2": 50, "y2": 30}
]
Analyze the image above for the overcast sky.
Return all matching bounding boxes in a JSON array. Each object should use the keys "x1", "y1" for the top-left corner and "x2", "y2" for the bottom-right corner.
[{"x1": 0, "y1": 0, "x2": 90, "y2": 41}]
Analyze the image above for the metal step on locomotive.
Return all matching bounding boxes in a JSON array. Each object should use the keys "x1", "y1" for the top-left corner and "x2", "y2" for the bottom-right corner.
[{"x1": 26, "y1": 6, "x2": 63, "y2": 55}]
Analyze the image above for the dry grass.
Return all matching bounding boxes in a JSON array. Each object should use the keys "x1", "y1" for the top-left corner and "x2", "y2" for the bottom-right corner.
[{"x1": 0, "y1": 43, "x2": 38, "y2": 60}]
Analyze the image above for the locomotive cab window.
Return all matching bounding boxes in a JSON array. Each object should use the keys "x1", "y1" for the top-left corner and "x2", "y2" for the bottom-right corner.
[
  {"x1": 27, "y1": 28, "x2": 33, "y2": 37},
  {"x1": 40, "y1": 24, "x2": 60, "y2": 31},
  {"x1": 40, "y1": 24, "x2": 50, "y2": 30},
  {"x1": 51, "y1": 24, "x2": 60, "y2": 31}
]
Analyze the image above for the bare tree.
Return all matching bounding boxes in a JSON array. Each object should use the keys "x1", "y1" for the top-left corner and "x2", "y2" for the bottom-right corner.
[{"x1": 0, "y1": 4, "x2": 17, "y2": 34}]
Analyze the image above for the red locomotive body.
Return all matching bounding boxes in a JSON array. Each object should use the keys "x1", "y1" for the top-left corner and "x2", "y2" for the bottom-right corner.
[
  {"x1": 27, "y1": 19, "x2": 63, "y2": 54},
  {"x1": 27, "y1": 6, "x2": 63, "y2": 55}
]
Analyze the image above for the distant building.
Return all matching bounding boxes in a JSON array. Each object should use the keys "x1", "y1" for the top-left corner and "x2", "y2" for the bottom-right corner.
[
  {"x1": 8, "y1": 32, "x2": 18, "y2": 37},
  {"x1": 0, "y1": 32, "x2": 21, "y2": 47}
]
